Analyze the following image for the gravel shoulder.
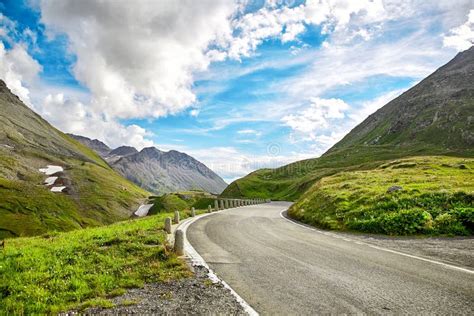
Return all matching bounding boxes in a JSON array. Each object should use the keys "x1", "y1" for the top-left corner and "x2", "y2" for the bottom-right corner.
[
  {"x1": 338, "y1": 232, "x2": 474, "y2": 269},
  {"x1": 83, "y1": 265, "x2": 244, "y2": 315},
  {"x1": 283, "y1": 211, "x2": 474, "y2": 269}
]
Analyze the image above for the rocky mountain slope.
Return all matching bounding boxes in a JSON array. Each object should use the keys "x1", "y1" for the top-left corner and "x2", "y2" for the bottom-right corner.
[
  {"x1": 66, "y1": 134, "x2": 111, "y2": 157},
  {"x1": 0, "y1": 80, "x2": 149, "y2": 238},
  {"x1": 69, "y1": 135, "x2": 227, "y2": 195},
  {"x1": 222, "y1": 47, "x2": 474, "y2": 201}
]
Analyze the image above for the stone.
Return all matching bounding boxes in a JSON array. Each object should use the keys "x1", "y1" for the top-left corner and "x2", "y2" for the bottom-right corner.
[
  {"x1": 214, "y1": 200, "x2": 219, "y2": 212},
  {"x1": 173, "y1": 210, "x2": 180, "y2": 224},
  {"x1": 164, "y1": 217, "x2": 172, "y2": 234},
  {"x1": 191, "y1": 207, "x2": 196, "y2": 217},
  {"x1": 174, "y1": 230, "x2": 184, "y2": 256},
  {"x1": 387, "y1": 186, "x2": 403, "y2": 193}
]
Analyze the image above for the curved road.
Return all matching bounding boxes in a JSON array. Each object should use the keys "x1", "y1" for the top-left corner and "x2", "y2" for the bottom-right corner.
[{"x1": 187, "y1": 202, "x2": 474, "y2": 315}]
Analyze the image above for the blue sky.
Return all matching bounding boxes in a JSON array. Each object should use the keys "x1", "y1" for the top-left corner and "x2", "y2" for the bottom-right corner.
[{"x1": 1, "y1": 0, "x2": 473, "y2": 182}]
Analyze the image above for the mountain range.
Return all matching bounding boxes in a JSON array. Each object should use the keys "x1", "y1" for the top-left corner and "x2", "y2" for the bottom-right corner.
[
  {"x1": 68, "y1": 135, "x2": 227, "y2": 195},
  {"x1": 222, "y1": 47, "x2": 474, "y2": 201}
]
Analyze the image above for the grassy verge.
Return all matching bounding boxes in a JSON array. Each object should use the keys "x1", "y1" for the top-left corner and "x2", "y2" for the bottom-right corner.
[
  {"x1": 0, "y1": 212, "x2": 191, "y2": 314},
  {"x1": 289, "y1": 156, "x2": 474, "y2": 236},
  {"x1": 148, "y1": 190, "x2": 216, "y2": 215}
]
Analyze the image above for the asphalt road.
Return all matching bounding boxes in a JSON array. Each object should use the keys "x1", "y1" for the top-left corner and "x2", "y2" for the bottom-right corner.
[{"x1": 187, "y1": 202, "x2": 474, "y2": 315}]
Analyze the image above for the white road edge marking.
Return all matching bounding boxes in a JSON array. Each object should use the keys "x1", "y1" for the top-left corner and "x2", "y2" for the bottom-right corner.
[
  {"x1": 279, "y1": 209, "x2": 474, "y2": 275},
  {"x1": 178, "y1": 209, "x2": 259, "y2": 316}
]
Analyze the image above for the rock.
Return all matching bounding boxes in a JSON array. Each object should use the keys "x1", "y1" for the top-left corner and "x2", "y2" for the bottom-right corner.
[
  {"x1": 173, "y1": 211, "x2": 180, "y2": 224},
  {"x1": 387, "y1": 185, "x2": 403, "y2": 193},
  {"x1": 164, "y1": 218, "x2": 172, "y2": 234}
]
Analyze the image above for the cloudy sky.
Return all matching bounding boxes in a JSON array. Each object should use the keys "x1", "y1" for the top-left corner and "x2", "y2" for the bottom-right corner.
[{"x1": 1, "y1": 0, "x2": 473, "y2": 182}]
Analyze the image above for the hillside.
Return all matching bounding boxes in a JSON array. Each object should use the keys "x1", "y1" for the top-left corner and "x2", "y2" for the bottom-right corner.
[
  {"x1": 289, "y1": 156, "x2": 473, "y2": 235},
  {"x1": 222, "y1": 47, "x2": 474, "y2": 202},
  {"x1": 70, "y1": 135, "x2": 228, "y2": 195},
  {"x1": 0, "y1": 80, "x2": 149, "y2": 238},
  {"x1": 0, "y1": 211, "x2": 189, "y2": 313}
]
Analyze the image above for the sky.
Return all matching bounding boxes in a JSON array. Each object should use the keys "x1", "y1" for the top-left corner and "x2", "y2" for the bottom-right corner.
[{"x1": 1, "y1": 0, "x2": 473, "y2": 182}]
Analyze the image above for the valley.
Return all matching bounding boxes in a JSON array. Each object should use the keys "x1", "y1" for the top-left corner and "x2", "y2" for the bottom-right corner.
[{"x1": 1, "y1": 2, "x2": 473, "y2": 314}]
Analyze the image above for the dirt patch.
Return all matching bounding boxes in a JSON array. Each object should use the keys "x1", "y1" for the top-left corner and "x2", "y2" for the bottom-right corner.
[{"x1": 78, "y1": 265, "x2": 245, "y2": 314}]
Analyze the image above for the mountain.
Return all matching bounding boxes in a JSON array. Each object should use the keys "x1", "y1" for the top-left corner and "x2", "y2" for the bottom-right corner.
[
  {"x1": 329, "y1": 46, "x2": 474, "y2": 153},
  {"x1": 222, "y1": 47, "x2": 474, "y2": 201},
  {"x1": 70, "y1": 135, "x2": 228, "y2": 195},
  {"x1": 68, "y1": 134, "x2": 111, "y2": 157},
  {"x1": 112, "y1": 147, "x2": 227, "y2": 194},
  {"x1": 0, "y1": 80, "x2": 149, "y2": 238},
  {"x1": 108, "y1": 145, "x2": 138, "y2": 157}
]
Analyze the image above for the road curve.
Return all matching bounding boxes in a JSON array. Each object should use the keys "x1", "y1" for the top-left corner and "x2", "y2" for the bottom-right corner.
[{"x1": 187, "y1": 202, "x2": 474, "y2": 315}]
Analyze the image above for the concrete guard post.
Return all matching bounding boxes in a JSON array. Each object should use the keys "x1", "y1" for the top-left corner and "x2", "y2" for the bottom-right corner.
[
  {"x1": 214, "y1": 200, "x2": 219, "y2": 212},
  {"x1": 173, "y1": 210, "x2": 180, "y2": 224},
  {"x1": 208, "y1": 205, "x2": 212, "y2": 213},
  {"x1": 220, "y1": 199, "x2": 225, "y2": 210},
  {"x1": 164, "y1": 217, "x2": 172, "y2": 234},
  {"x1": 225, "y1": 199, "x2": 229, "y2": 209},
  {"x1": 174, "y1": 230, "x2": 184, "y2": 256},
  {"x1": 191, "y1": 207, "x2": 196, "y2": 217}
]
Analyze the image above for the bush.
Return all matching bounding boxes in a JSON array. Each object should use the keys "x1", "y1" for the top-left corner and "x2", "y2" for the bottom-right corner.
[
  {"x1": 347, "y1": 208, "x2": 432, "y2": 235},
  {"x1": 379, "y1": 209, "x2": 432, "y2": 235},
  {"x1": 433, "y1": 213, "x2": 469, "y2": 236},
  {"x1": 449, "y1": 207, "x2": 474, "y2": 233}
]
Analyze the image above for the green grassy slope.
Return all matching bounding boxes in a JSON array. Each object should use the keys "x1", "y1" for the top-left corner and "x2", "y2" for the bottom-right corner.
[
  {"x1": 148, "y1": 190, "x2": 217, "y2": 215},
  {"x1": 289, "y1": 156, "x2": 473, "y2": 235},
  {"x1": 222, "y1": 48, "x2": 474, "y2": 203},
  {"x1": 0, "y1": 81, "x2": 149, "y2": 238},
  {"x1": 0, "y1": 212, "x2": 190, "y2": 314}
]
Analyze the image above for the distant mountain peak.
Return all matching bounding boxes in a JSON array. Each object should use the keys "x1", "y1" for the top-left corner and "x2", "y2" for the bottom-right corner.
[
  {"x1": 68, "y1": 134, "x2": 111, "y2": 157},
  {"x1": 70, "y1": 138, "x2": 227, "y2": 195},
  {"x1": 108, "y1": 145, "x2": 138, "y2": 157}
]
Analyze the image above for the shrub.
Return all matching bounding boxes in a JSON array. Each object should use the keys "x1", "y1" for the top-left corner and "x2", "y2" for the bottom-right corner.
[
  {"x1": 347, "y1": 209, "x2": 432, "y2": 235},
  {"x1": 433, "y1": 213, "x2": 469, "y2": 236},
  {"x1": 379, "y1": 209, "x2": 432, "y2": 235},
  {"x1": 449, "y1": 207, "x2": 474, "y2": 232}
]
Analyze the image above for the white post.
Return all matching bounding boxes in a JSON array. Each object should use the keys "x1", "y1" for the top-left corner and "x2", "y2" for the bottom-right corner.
[
  {"x1": 173, "y1": 210, "x2": 180, "y2": 224},
  {"x1": 191, "y1": 207, "x2": 196, "y2": 217}
]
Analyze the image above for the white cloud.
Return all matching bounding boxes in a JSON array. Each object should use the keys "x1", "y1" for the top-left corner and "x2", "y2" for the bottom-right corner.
[
  {"x1": 282, "y1": 97, "x2": 349, "y2": 138},
  {"x1": 39, "y1": 93, "x2": 154, "y2": 149},
  {"x1": 0, "y1": 42, "x2": 41, "y2": 106},
  {"x1": 189, "y1": 109, "x2": 200, "y2": 117},
  {"x1": 176, "y1": 145, "x2": 314, "y2": 183},
  {"x1": 39, "y1": 0, "x2": 237, "y2": 120},
  {"x1": 443, "y1": 9, "x2": 474, "y2": 51},
  {"x1": 237, "y1": 129, "x2": 261, "y2": 136},
  {"x1": 349, "y1": 89, "x2": 404, "y2": 124}
]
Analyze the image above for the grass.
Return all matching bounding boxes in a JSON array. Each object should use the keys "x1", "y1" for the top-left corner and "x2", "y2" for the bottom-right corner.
[
  {"x1": 0, "y1": 148, "x2": 149, "y2": 238},
  {"x1": 288, "y1": 156, "x2": 474, "y2": 236},
  {"x1": 0, "y1": 88, "x2": 150, "y2": 238},
  {"x1": 0, "y1": 211, "x2": 191, "y2": 314},
  {"x1": 148, "y1": 191, "x2": 216, "y2": 215},
  {"x1": 221, "y1": 144, "x2": 474, "y2": 201}
]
